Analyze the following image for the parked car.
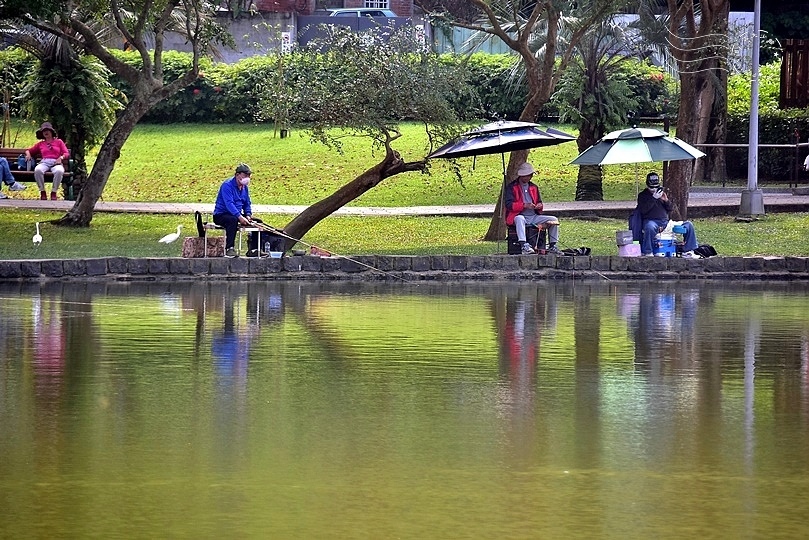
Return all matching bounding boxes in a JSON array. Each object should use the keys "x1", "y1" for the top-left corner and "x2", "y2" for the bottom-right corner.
[{"x1": 327, "y1": 8, "x2": 397, "y2": 17}]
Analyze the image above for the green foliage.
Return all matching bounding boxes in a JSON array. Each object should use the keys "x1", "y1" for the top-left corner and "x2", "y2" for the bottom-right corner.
[
  {"x1": 274, "y1": 24, "x2": 475, "y2": 150},
  {"x1": 0, "y1": 0, "x2": 63, "y2": 19},
  {"x1": 619, "y1": 61, "x2": 678, "y2": 118},
  {"x1": 762, "y1": 9, "x2": 809, "y2": 41},
  {"x1": 0, "y1": 46, "x2": 683, "y2": 126},
  {"x1": 106, "y1": 49, "x2": 219, "y2": 123},
  {"x1": 0, "y1": 47, "x2": 38, "y2": 118},
  {"x1": 726, "y1": 108, "x2": 809, "y2": 181},
  {"x1": 450, "y1": 53, "x2": 524, "y2": 120},
  {"x1": 20, "y1": 55, "x2": 124, "y2": 148},
  {"x1": 727, "y1": 62, "x2": 781, "y2": 115},
  {"x1": 552, "y1": 57, "x2": 636, "y2": 132}
]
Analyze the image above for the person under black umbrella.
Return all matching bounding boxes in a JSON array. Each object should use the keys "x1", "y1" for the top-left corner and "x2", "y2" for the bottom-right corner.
[{"x1": 504, "y1": 162, "x2": 561, "y2": 255}]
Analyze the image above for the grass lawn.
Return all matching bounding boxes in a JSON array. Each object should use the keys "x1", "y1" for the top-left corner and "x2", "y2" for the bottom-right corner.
[
  {"x1": 6, "y1": 122, "x2": 678, "y2": 206},
  {"x1": 2, "y1": 121, "x2": 808, "y2": 260},
  {"x1": 2, "y1": 209, "x2": 809, "y2": 260}
]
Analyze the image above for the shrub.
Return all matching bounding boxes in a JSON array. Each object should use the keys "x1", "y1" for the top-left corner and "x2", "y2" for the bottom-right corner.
[
  {"x1": 727, "y1": 62, "x2": 781, "y2": 115},
  {"x1": 726, "y1": 108, "x2": 809, "y2": 181},
  {"x1": 0, "y1": 47, "x2": 681, "y2": 127},
  {"x1": 0, "y1": 47, "x2": 39, "y2": 119}
]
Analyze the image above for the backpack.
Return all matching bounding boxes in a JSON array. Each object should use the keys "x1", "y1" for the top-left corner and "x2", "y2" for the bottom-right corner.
[
  {"x1": 628, "y1": 208, "x2": 643, "y2": 242},
  {"x1": 693, "y1": 244, "x2": 717, "y2": 258}
]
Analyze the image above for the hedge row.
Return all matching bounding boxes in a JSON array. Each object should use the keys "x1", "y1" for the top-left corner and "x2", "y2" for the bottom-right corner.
[
  {"x1": 138, "y1": 51, "x2": 675, "y2": 123},
  {"x1": 726, "y1": 109, "x2": 809, "y2": 181},
  {"x1": 0, "y1": 48, "x2": 673, "y2": 124}
]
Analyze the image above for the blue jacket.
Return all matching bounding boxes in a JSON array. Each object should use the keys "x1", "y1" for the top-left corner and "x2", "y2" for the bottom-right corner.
[{"x1": 214, "y1": 176, "x2": 251, "y2": 218}]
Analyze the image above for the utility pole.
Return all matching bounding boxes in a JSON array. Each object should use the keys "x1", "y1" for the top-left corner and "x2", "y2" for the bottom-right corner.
[{"x1": 739, "y1": 0, "x2": 765, "y2": 217}]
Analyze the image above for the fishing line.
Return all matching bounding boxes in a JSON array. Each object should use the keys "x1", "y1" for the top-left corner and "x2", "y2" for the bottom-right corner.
[
  {"x1": 249, "y1": 221, "x2": 416, "y2": 283},
  {"x1": 553, "y1": 238, "x2": 612, "y2": 282}
]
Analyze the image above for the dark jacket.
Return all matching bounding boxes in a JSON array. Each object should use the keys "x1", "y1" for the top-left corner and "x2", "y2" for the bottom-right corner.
[
  {"x1": 504, "y1": 180, "x2": 543, "y2": 226},
  {"x1": 636, "y1": 188, "x2": 671, "y2": 222}
]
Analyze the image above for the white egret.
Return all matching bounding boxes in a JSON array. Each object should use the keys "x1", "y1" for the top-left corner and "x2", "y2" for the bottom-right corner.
[
  {"x1": 32, "y1": 222, "x2": 42, "y2": 246},
  {"x1": 159, "y1": 224, "x2": 183, "y2": 244}
]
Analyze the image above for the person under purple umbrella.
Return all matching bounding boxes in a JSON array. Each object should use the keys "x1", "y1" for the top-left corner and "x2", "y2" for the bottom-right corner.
[{"x1": 504, "y1": 162, "x2": 561, "y2": 255}]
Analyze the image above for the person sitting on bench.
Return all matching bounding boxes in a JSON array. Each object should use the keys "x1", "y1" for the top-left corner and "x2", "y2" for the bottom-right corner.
[
  {"x1": 25, "y1": 121, "x2": 70, "y2": 201},
  {"x1": 0, "y1": 157, "x2": 27, "y2": 199},
  {"x1": 504, "y1": 162, "x2": 561, "y2": 254}
]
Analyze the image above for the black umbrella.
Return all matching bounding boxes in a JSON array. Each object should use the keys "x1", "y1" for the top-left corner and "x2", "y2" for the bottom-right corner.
[
  {"x1": 429, "y1": 121, "x2": 575, "y2": 163},
  {"x1": 428, "y1": 121, "x2": 575, "y2": 248}
]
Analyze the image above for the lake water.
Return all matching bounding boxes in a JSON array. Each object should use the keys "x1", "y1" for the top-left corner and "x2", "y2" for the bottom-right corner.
[{"x1": 1, "y1": 280, "x2": 808, "y2": 538}]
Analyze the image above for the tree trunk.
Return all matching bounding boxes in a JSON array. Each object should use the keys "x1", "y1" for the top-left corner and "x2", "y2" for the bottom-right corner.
[
  {"x1": 282, "y1": 147, "x2": 426, "y2": 250},
  {"x1": 576, "y1": 165, "x2": 604, "y2": 201},
  {"x1": 55, "y1": 97, "x2": 154, "y2": 226},
  {"x1": 666, "y1": 0, "x2": 729, "y2": 219},
  {"x1": 575, "y1": 121, "x2": 603, "y2": 201},
  {"x1": 65, "y1": 122, "x2": 89, "y2": 200},
  {"x1": 703, "y1": 3, "x2": 730, "y2": 186}
]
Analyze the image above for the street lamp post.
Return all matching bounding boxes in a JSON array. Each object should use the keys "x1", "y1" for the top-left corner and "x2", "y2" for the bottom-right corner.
[{"x1": 740, "y1": 0, "x2": 765, "y2": 217}]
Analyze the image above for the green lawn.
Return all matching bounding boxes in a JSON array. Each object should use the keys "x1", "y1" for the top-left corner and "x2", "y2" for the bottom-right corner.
[
  {"x1": 7, "y1": 122, "x2": 663, "y2": 206},
  {"x1": 2, "y1": 209, "x2": 808, "y2": 260},
  {"x1": 2, "y1": 122, "x2": 807, "y2": 260}
]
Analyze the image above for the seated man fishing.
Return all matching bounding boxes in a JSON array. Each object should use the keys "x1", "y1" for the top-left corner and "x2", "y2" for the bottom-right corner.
[
  {"x1": 635, "y1": 171, "x2": 700, "y2": 258},
  {"x1": 504, "y1": 162, "x2": 562, "y2": 254},
  {"x1": 213, "y1": 163, "x2": 284, "y2": 258}
]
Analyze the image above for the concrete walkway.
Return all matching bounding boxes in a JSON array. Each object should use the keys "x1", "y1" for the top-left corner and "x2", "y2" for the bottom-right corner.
[{"x1": 3, "y1": 187, "x2": 809, "y2": 218}]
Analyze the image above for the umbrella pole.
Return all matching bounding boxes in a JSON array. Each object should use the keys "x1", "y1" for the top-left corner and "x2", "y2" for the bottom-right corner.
[{"x1": 496, "y1": 152, "x2": 508, "y2": 253}]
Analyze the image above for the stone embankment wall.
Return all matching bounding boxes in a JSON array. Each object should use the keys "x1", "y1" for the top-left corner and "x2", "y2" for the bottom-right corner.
[{"x1": 2, "y1": 254, "x2": 809, "y2": 281}]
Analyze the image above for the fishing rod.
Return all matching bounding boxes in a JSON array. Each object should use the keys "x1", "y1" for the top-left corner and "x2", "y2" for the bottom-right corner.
[{"x1": 248, "y1": 220, "x2": 415, "y2": 283}]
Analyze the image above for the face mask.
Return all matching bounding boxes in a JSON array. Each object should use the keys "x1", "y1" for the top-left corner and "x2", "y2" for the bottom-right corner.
[{"x1": 239, "y1": 176, "x2": 250, "y2": 186}]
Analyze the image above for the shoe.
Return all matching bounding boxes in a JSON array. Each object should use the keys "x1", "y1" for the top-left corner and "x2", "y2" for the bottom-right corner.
[
  {"x1": 520, "y1": 242, "x2": 535, "y2": 254},
  {"x1": 547, "y1": 245, "x2": 562, "y2": 255},
  {"x1": 9, "y1": 182, "x2": 26, "y2": 191},
  {"x1": 40, "y1": 191, "x2": 47, "y2": 200},
  {"x1": 655, "y1": 252, "x2": 667, "y2": 257},
  {"x1": 50, "y1": 192, "x2": 57, "y2": 200},
  {"x1": 641, "y1": 253, "x2": 654, "y2": 257},
  {"x1": 246, "y1": 249, "x2": 269, "y2": 258},
  {"x1": 681, "y1": 250, "x2": 700, "y2": 259},
  {"x1": 0, "y1": 192, "x2": 7, "y2": 199},
  {"x1": 225, "y1": 247, "x2": 238, "y2": 258}
]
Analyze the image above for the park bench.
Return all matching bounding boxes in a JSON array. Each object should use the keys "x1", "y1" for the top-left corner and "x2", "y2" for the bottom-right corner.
[{"x1": 0, "y1": 147, "x2": 76, "y2": 200}]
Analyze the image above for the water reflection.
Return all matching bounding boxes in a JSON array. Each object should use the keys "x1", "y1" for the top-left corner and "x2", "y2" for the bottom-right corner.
[{"x1": 1, "y1": 280, "x2": 809, "y2": 538}]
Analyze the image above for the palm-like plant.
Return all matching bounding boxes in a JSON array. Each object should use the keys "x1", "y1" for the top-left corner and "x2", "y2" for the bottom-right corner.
[
  {"x1": 17, "y1": 33, "x2": 124, "y2": 197},
  {"x1": 552, "y1": 20, "x2": 639, "y2": 200},
  {"x1": 427, "y1": 0, "x2": 629, "y2": 239},
  {"x1": 0, "y1": 0, "x2": 227, "y2": 225}
]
